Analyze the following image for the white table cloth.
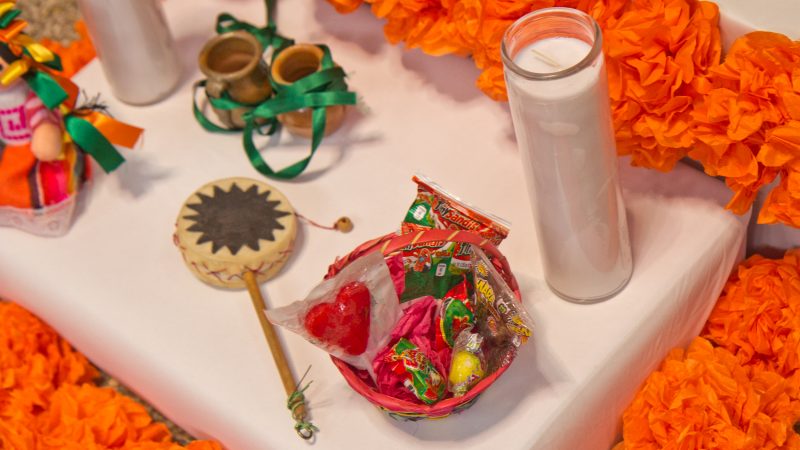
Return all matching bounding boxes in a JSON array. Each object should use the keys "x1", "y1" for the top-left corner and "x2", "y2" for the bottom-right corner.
[{"x1": 0, "y1": 1, "x2": 748, "y2": 449}]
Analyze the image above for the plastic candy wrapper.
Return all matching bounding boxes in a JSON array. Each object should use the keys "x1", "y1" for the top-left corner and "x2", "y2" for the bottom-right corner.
[
  {"x1": 472, "y1": 247, "x2": 534, "y2": 347},
  {"x1": 381, "y1": 338, "x2": 446, "y2": 405},
  {"x1": 402, "y1": 175, "x2": 510, "y2": 244},
  {"x1": 386, "y1": 254, "x2": 406, "y2": 297},
  {"x1": 267, "y1": 252, "x2": 402, "y2": 377},
  {"x1": 399, "y1": 175, "x2": 510, "y2": 302},
  {"x1": 434, "y1": 279, "x2": 475, "y2": 351},
  {"x1": 448, "y1": 327, "x2": 486, "y2": 397},
  {"x1": 399, "y1": 240, "x2": 467, "y2": 302},
  {"x1": 373, "y1": 296, "x2": 450, "y2": 404}
]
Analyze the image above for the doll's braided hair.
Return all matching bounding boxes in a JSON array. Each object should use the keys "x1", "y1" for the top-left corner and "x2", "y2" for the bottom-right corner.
[{"x1": 0, "y1": 42, "x2": 19, "y2": 66}]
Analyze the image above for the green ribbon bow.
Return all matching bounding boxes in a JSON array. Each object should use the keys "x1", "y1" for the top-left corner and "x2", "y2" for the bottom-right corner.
[
  {"x1": 64, "y1": 114, "x2": 126, "y2": 173},
  {"x1": 193, "y1": 0, "x2": 358, "y2": 180}
]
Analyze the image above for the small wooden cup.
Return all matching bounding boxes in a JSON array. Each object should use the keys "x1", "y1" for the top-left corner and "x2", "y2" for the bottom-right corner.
[
  {"x1": 271, "y1": 44, "x2": 346, "y2": 138},
  {"x1": 199, "y1": 31, "x2": 272, "y2": 129}
]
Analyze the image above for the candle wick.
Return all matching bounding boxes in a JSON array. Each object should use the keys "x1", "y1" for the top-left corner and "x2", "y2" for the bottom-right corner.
[{"x1": 531, "y1": 49, "x2": 562, "y2": 69}]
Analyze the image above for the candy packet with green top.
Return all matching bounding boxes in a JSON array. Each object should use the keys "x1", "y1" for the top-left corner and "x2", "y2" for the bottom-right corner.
[{"x1": 399, "y1": 175, "x2": 510, "y2": 302}]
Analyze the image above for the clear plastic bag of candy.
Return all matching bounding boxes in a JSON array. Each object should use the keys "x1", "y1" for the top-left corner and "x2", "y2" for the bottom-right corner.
[
  {"x1": 267, "y1": 252, "x2": 402, "y2": 378},
  {"x1": 472, "y1": 247, "x2": 533, "y2": 347}
]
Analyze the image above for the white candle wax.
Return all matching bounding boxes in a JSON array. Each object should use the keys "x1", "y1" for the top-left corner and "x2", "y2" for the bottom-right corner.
[{"x1": 506, "y1": 36, "x2": 632, "y2": 301}]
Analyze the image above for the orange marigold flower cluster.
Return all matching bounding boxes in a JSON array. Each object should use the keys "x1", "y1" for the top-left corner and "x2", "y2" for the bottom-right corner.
[
  {"x1": 621, "y1": 337, "x2": 800, "y2": 450},
  {"x1": 702, "y1": 250, "x2": 800, "y2": 377},
  {"x1": 691, "y1": 32, "x2": 800, "y2": 226},
  {"x1": 618, "y1": 251, "x2": 800, "y2": 450},
  {"x1": 0, "y1": 302, "x2": 221, "y2": 450},
  {"x1": 604, "y1": 0, "x2": 720, "y2": 172}
]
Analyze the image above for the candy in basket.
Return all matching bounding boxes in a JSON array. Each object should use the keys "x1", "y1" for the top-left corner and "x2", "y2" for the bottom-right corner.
[{"x1": 268, "y1": 176, "x2": 533, "y2": 419}]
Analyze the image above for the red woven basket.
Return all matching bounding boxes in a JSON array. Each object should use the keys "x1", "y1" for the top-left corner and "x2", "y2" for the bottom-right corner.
[{"x1": 324, "y1": 229, "x2": 522, "y2": 420}]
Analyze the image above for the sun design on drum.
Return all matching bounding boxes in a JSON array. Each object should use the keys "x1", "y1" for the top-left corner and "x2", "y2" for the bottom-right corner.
[{"x1": 183, "y1": 183, "x2": 291, "y2": 255}]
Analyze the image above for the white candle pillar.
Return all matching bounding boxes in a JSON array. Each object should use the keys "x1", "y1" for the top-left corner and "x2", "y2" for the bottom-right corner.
[
  {"x1": 78, "y1": 0, "x2": 182, "y2": 105},
  {"x1": 502, "y1": 8, "x2": 632, "y2": 303}
]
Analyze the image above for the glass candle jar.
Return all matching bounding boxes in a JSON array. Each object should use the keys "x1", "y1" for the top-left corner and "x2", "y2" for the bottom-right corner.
[
  {"x1": 78, "y1": 0, "x2": 182, "y2": 105},
  {"x1": 502, "y1": 7, "x2": 632, "y2": 303}
]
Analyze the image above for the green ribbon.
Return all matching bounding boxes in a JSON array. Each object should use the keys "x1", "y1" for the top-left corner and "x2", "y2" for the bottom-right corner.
[
  {"x1": 192, "y1": 80, "x2": 250, "y2": 134},
  {"x1": 0, "y1": 9, "x2": 20, "y2": 28},
  {"x1": 64, "y1": 114, "x2": 126, "y2": 173},
  {"x1": 192, "y1": 0, "x2": 358, "y2": 180},
  {"x1": 242, "y1": 45, "x2": 356, "y2": 179},
  {"x1": 24, "y1": 70, "x2": 67, "y2": 109}
]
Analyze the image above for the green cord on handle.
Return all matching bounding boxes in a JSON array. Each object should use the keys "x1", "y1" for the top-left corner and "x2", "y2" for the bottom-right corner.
[{"x1": 288, "y1": 367, "x2": 318, "y2": 440}]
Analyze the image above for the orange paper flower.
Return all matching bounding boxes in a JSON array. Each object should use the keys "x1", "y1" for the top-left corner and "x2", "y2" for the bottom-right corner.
[
  {"x1": 605, "y1": 0, "x2": 720, "y2": 172},
  {"x1": 327, "y1": 0, "x2": 365, "y2": 13},
  {"x1": 622, "y1": 337, "x2": 800, "y2": 450},
  {"x1": 702, "y1": 250, "x2": 800, "y2": 377},
  {"x1": 0, "y1": 302, "x2": 221, "y2": 450},
  {"x1": 690, "y1": 32, "x2": 800, "y2": 225}
]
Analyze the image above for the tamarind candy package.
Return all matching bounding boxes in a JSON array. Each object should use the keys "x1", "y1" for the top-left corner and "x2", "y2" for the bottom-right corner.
[
  {"x1": 402, "y1": 175, "x2": 510, "y2": 244},
  {"x1": 399, "y1": 175, "x2": 510, "y2": 302}
]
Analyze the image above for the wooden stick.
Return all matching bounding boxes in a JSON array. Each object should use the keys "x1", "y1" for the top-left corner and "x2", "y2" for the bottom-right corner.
[
  {"x1": 530, "y1": 48, "x2": 562, "y2": 69},
  {"x1": 243, "y1": 271, "x2": 308, "y2": 424}
]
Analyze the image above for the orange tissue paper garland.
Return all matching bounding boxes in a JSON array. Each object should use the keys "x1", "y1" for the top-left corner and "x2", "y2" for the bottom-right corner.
[
  {"x1": 324, "y1": 0, "x2": 800, "y2": 229},
  {"x1": 691, "y1": 32, "x2": 800, "y2": 226},
  {"x1": 615, "y1": 250, "x2": 800, "y2": 450},
  {"x1": 0, "y1": 302, "x2": 221, "y2": 450}
]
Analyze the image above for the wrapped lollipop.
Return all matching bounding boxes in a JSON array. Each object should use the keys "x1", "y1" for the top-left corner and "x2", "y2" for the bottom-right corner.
[
  {"x1": 267, "y1": 251, "x2": 402, "y2": 380},
  {"x1": 448, "y1": 327, "x2": 486, "y2": 397},
  {"x1": 174, "y1": 177, "x2": 315, "y2": 439}
]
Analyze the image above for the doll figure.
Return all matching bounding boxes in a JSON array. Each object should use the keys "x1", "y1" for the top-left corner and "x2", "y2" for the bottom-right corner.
[{"x1": 0, "y1": 43, "x2": 87, "y2": 236}]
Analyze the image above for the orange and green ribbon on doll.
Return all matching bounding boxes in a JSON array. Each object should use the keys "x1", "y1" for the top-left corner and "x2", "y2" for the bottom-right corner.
[{"x1": 0, "y1": 1, "x2": 141, "y2": 173}]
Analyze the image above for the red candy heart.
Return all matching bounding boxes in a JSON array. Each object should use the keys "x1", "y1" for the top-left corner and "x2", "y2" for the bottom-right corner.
[{"x1": 304, "y1": 281, "x2": 371, "y2": 355}]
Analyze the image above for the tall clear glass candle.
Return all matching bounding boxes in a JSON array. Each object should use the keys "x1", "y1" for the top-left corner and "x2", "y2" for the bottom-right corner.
[
  {"x1": 78, "y1": 0, "x2": 182, "y2": 105},
  {"x1": 502, "y1": 8, "x2": 632, "y2": 303}
]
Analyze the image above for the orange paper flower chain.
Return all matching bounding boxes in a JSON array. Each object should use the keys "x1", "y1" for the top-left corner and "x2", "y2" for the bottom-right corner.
[
  {"x1": 325, "y1": 0, "x2": 800, "y2": 228},
  {"x1": 621, "y1": 338, "x2": 800, "y2": 450},
  {"x1": 691, "y1": 33, "x2": 800, "y2": 225},
  {"x1": 616, "y1": 250, "x2": 800, "y2": 450},
  {"x1": 702, "y1": 249, "x2": 800, "y2": 377},
  {"x1": 0, "y1": 302, "x2": 221, "y2": 450}
]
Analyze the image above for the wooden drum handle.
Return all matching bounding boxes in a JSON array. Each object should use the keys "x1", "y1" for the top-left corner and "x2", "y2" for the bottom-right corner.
[{"x1": 243, "y1": 271, "x2": 313, "y2": 439}]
